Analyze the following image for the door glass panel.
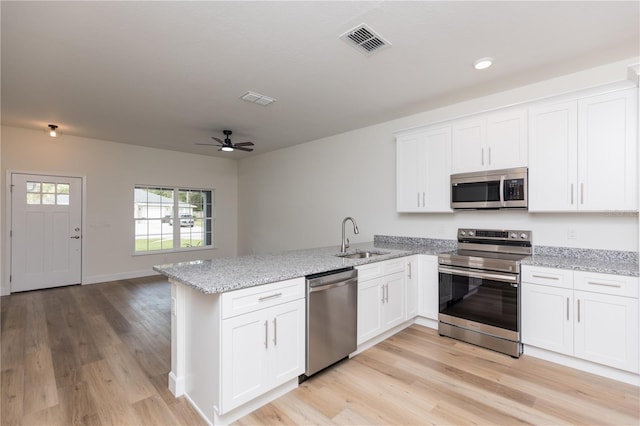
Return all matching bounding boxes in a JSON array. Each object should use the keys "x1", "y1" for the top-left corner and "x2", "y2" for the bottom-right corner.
[
  {"x1": 26, "y1": 193, "x2": 41, "y2": 205},
  {"x1": 42, "y1": 183, "x2": 56, "y2": 193},
  {"x1": 26, "y1": 181, "x2": 71, "y2": 205},
  {"x1": 27, "y1": 182, "x2": 41, "y2": 192}
]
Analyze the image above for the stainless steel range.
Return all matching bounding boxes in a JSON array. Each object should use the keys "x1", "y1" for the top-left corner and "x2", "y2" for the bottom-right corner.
[{"x1": 438, "y1": 228, "x2": 532, "y2": 357}]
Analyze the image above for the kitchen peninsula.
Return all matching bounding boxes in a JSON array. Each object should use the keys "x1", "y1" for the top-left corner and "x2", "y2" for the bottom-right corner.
[{"x1": 153, "y1": 238, "x2": 451, "y2": 425}]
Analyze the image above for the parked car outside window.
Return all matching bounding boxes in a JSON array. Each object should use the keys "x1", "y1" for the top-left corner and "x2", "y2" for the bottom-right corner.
[{"x1": 170, "y1": 214, "x2": 194, "y2": 227}]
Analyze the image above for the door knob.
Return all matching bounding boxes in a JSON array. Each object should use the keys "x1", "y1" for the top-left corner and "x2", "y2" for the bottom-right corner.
[{"x1": 70, "y1": 236, "x2": 81, "y2": 239}]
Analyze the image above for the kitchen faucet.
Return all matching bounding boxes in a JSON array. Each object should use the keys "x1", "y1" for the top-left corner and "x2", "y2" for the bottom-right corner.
[{"x1": 340, "y1": 217, "x2": 359, "y2": 253}]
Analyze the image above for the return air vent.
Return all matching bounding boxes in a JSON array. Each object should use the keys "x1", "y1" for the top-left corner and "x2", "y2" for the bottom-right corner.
[{"x1": 339, "y1": 24, "x2": 390, "y2": 56}]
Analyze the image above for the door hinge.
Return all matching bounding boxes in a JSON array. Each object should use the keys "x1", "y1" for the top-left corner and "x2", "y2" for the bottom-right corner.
[
  {"x1": 9, "y1": 275, "x2": 12, "y2": 283},
  {"x1": 10, "y1": 230, "x2": 12, "y2": 238}
]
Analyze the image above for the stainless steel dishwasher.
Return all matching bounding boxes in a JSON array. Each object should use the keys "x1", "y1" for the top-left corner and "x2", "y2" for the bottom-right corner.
[{"x1": 304, "y1": 267, "x2": 358, "y2": 378}]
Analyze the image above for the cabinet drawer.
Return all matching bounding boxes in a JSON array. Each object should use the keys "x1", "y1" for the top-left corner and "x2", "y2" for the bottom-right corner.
[
  {"x1": 522, "y1": 266, "x2": 573, "y2": 289},
  {"x1": 382, "y1": 258, "x2": 406, "y2": 275},
  {"x1": 356, "y1": 262, "x2": 383, "y2": 281},
  {"x1": 221, "y1": 277, "x2": 305, "y2": 319},
  {"x1": 357, "y1": 257, "x2": 407, "y2": 281},
  {"x1": 574, "y1": 271, "x2": 639, "y2": 299}
]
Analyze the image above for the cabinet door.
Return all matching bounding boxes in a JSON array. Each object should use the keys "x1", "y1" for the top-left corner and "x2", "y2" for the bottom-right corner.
[
  {"x1": 405, "y1": 256, "x2": 418, "y2": 319},
  {"x1": 221, "y1": 309, "x2": 269, "y2": 413},
  {"x1": 396, "y1": 133, "x2": 425, "y2": 212},
  {"x1": 486, "y1": 109, "x2": 527, "y2": 170},
  {"x1": 270, "y1": 299, "x2": 305, "y2": 387},
  {"x1": 418, "y1": 255, "x2": 439, "y2": 320},
  {"x1": 452, "y1": 118, "x2": 486, "y2": 173},
  {"x1": 528, "y1": 101, "x2": 578, "y2": 211},
  {"x1": 521, "y1": 283, "x2": 573, "y2": 355},
  {"x1": 574, "y1": 290, "x2": 639, "y2": 373},
  {"x1": 577, "y1": 88, "x2": 638, "y2": 211},
  {"x1": 357, "y1": 278, "x2": 383, "y2": 345},
  {"x1": 381, "y1": 273, "x2": 405, "y2": 331},
  {"x1": 423, "y1": 126, "x2": 452, "y2": 212},
  {"x1": 397, "y1": 127, "x2": 452, "y2": 212}
]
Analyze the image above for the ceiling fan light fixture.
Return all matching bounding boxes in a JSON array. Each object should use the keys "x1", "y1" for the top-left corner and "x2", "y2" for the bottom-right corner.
[
  {"x1": 221, "y1": 146, "x2": 234, "y2": 152},
  {"x1": 474, "y1": 57, "x2": 494, "y2": 70}
]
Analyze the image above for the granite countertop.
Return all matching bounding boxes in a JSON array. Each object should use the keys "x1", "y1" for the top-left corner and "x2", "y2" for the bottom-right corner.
[
  {"x1": 153, "y1": 240, "x2": 453, "y2": 294},
  {"x1": 521, "y1": 255, "x2": 639, "y2": 277},
  {"x1": 154, "y1": 235, "x2": 639, "y2": 294},
  {"x1": 521, "y1": 245, "x2": 639, "y2": 277}
]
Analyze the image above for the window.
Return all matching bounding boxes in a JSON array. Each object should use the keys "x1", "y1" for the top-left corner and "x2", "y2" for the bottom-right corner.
[
  {"x1": 26, "y1": 181, "x2": 70, "y2": 205},
  {"x1": 134, "y1": 186, "x2": 214, "y2": 253}
]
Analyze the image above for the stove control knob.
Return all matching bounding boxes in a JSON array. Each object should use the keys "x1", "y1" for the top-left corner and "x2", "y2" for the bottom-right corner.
[
  {"x1": 460, "y1": 231, "x2": 467, "y2": 236},
  {"x1": 468, "y1": 231, "x2": 474, "y2": 236},
  {"x1": 520, "y1": 233, "x2": 528, "y2": 239},
  {"x1": 510, "y1": 232, "x2": 517, "y2": 239}
]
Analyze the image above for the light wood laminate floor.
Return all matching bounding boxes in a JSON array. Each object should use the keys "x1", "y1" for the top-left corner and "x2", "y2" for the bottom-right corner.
[{"x1": 2, "y1": 277, "x2": 638, "y2": 425}]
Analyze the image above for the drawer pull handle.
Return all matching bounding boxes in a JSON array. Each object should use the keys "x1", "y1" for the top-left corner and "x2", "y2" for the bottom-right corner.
[
  {"x1": 586, "y1": 281, "x2": 621, "y2": 288},
  {"x1": 531, "y1": 274, "x2": 559, "y2": 280},
  {"x1": 259, "y1": 293, "x2": 283, "y2": 302}
]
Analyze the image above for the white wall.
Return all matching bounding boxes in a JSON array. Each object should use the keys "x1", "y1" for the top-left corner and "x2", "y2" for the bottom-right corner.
[
  {"x1": 1, "y1": 126, "x2": 238, "y2": 294},
  {"x1": 238, "y1": 57, "x2": 640, "y2": 255}
]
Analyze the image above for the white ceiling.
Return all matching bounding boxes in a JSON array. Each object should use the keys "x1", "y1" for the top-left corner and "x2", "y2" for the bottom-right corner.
[{"x1": 2, "y1": 1, "x2": 638, "y2": 158}]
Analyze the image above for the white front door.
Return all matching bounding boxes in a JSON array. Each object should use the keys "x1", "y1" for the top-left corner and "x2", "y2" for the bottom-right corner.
[{"x1": 11, "y1": 173, "x2": 82, "y2": 292}]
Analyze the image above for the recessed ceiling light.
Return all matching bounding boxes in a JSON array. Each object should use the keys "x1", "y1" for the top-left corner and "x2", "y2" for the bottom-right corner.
[{"x1": 474, "y1": 57, "x2": 494, "y2": 70}]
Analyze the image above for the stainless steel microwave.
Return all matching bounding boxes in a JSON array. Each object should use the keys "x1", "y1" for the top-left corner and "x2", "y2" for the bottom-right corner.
[{"x1": 450, "y1": 167, "x2": 528, "y2": 210}]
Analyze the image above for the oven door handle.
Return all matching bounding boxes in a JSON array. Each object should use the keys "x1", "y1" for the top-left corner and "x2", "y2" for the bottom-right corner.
[{"x1": 438, "y1": 266, "x2": 518, "y2": 284}]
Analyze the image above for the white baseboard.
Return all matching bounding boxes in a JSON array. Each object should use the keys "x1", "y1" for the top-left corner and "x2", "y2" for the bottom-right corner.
[
  {"x1": 83, "y1": 269, "x2": 161, "y2": 285},
  {"x1": 524, "y1": 345, "x2": 640, "y2": 387},
  {"x1": 168, "y1": 371, "x2": 184, "y2": 397}
]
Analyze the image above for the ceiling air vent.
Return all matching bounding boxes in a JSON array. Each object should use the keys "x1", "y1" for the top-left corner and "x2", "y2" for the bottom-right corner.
[{"x1": 339, "y1": 24, "x2": 390, "y2": 56}]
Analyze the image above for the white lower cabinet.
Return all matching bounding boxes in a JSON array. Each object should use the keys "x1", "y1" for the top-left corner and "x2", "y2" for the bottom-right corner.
[
  {"x1": 405, "y1": 256, "x2": 419, "y2": 319},
  {"x1": 220, "y1": 280, "x2": 305, "y2": 414},
  {"x1": 357, "y1": 259, "x2": 406, "y2": 345},
  {"x1": 522, "y1": 266, "x2": 639, "y2": 373},
  {"x1": 417, "y1": 255, "x2": 439, "y2": 320}
]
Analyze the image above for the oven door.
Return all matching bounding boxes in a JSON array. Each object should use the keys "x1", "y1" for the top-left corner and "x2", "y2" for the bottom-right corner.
[{"x1": 438, "y1": 265, "x2": 519, "y2": 338}]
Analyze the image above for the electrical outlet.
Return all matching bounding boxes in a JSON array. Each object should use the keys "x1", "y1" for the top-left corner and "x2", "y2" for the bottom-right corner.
[
  {"x1": 567, "y1": 229, "x2": 577, "y2": 240},
  {"x1": 171, "y1": 297, "x2": 177, "y2": 316}
]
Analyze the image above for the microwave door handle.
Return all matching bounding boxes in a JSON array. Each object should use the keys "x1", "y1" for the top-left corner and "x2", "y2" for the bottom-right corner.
[{"x1": 499, "y1": 175, "x2": 505, "y2": 206}]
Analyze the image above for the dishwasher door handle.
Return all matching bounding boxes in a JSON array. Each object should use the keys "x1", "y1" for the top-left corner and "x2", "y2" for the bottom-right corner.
[{"x1": 309, "y1": 278, "x2": 357, "y2": 293}]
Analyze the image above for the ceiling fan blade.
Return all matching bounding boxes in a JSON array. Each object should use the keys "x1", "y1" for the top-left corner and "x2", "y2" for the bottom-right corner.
[
  {"x1": 211, "y1": 137, "x2": 224, "y2": 143},
  {"x1": 234, "y1": 146, "x2": 254, "y2": 152},
  {"x1": 195, "y1": 142, "x2": 222, "y2": 146},
  {"x1": 234, "y1": 141, "x2": 254, "y2": 147}
]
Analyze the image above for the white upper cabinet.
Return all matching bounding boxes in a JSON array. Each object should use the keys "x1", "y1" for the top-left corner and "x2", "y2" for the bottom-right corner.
[
  {"x1": 396, "y1": 126, "x2": 452, "y2": 212},
  {"x1": 451, "y1": 108, "x2": 527, "y2": 173},
  {"x1": 529, "y1": 88, "x2": 638, "y2": 212},
  {"x1": 577, "y1": 89, "x2": 638, "y2": 211}
]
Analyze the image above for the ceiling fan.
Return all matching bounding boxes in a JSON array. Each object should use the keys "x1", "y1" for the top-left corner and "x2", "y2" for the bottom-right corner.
[{"x1": 196, "y1": 130, "x2": 254, "y2": 152}]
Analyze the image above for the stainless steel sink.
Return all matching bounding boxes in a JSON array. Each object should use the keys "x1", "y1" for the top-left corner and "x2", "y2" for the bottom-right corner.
[{"x1": 337, "y1": 250, "x2": 387, "y2": 259}]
